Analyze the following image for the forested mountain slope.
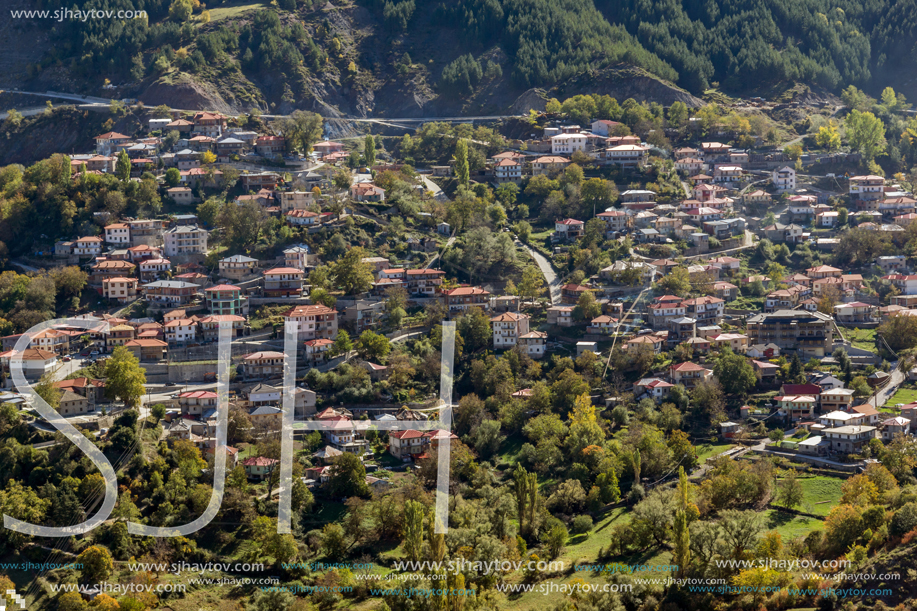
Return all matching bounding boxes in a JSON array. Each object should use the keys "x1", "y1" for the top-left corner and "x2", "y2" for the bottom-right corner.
[{"x1": 10, "y1": 0, "x2": 917, "y2": 115}]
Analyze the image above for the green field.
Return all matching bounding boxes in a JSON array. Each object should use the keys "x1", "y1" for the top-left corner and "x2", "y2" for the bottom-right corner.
[
  {"x1": 795, "y1": 475, "x2": 844, "y2": 516},
  {"x1": 206, "y1": 1, "x2": 261, "y2": 22},
  {"x1": 846, "y1": 327, "x2": 877, "y2": 352},
  {"x1": 696, "y1": 442, "x2": 734, "y2": 463},
  {"x1": 884, "y1": 386, "x2": 917, "y2": 407},
  {"x1": 762, "y1": 508, "x2": 822, "y2": 539}
]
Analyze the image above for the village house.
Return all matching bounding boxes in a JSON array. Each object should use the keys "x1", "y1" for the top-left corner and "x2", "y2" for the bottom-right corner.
[
  {"x1": 138, "y1": 258, "x2": 171, "y2": 282},
  {"x1": 669, "y1": 362, "x2": 712, "y2": 389},
  {"x1": 389, "y1": 430, "x2": 427, "y2": 460},
  {"x1": 102, "y1": 277, "x2": 138, "y2": 303},
  {"x1": 491, "y1": 312, "x2": 530, "y2": 350},
  {"x1": 712, "y1": 281, "x2": 739, "y2": 302},
  {"x1": 772, "y1": 166, "x2": 796, "y2": 191},
  {"x1": 242, "y1": 351, "x2": 285, "y2": 379},
  {"x1": 263, "y1": 268, "x2": 305, "y2": 299},
  {"x1": 94, "y1": 131, "x2": 131, "y2": 155},
  {"x1": 142, "y1": 280, "x2": 199, "y2": 306},
  {"x1": 198, "y1": 315, "x2": 246, "y2": 341},
  {"x1": 191, "y1": 112, "x2": 227, "y2": 136},
  {"x1": 517, "y1": 331, "x2": 547, "y2": 359},
  {"x1": 313, "y1": 140, "x2": 345, "y2": 158},
  {"x1": 752, "y1": 359, "x2": 779, "y2": 385},
  {"x1": 404, "y1": 269, "x2": 445, "y2": 296},
  {"x1": 73, "y1": 236, "x2": 103, "y2": 258},
  {"x1": 105, "y1": 324, "x2": 135, "y2": 350},
  {"x1": 823, "y1": 425, "x2": 877, "y2": 453},
  {"x1": 884, "y1": 274, "x2": 917, "y2": 295},
  {"x1": 219, "y1": 255, "x2": 259, "y2": 279},
  {"x1": 282, "y1": 304, "x2": 339, "y2": 341},
  {"x1": 350, "y1": 183, "x2": 386, "y2": 202},
  {"x1": 304, "y1": 338, "x2": 334, "y2": 362},
  {"x1": 625, "y1": 334, "x2": 665, "y2": 354},
  {"x1": 553, "y1": 218, "x2": 585, "y2": 242},
  {"x1": 849, "y1": 175, "x2": 886, "y2": 203},
  {"x1": 28, "y1": 328, "x2": 71, "y2": 355},
  {"x1": 547, "y1": 305, "x2": 574, "y2": 327},
  {"x1": 493, "y1": 158, "x2": 523, "y2": 185},
  {"x1": 596, "y1": 209, "x2": 630, "y2": 233},
  {"x1": 551, "y1": 133, "x2": 588, "y2": 154},
  {"x1": 243, "y1": 456, "x2": 278, "y2": 481},
  {"x1": 743, "y1": 190, "x2": 772, "y2": 207},
  {"x1": 89, "y1": 260, "x2": 136, "y2": 286},
  {"x1": 746, "y1": 310, "x2": 835, "y2": 356},
  {"x1": 776, "y1": 395, "x2": 818, "y2": 421},
  {"x1": 124, "y1": 338, "x2": 168, "y2": 361},
  {"x1": 205, "y1": 284, "x2": 249, "y2": 316},
  {"x1": 877, "y1": 255, "x2": 907, "y2": 273},
  {"x1": 163, "y1": 225, "x2": 208, "y2": 257},
  {"x1": 605, "y1": 144, "x2": 648, "y2": 167},
  {"x1": 285, "y1": 209, "x2": 321, "y2": 227},
  {"x1": 681, "y1": 296, "x2": 725, "y2": 324},
  {"x1": 440, "y1": 287, "x2": 491, "y2": 316},
  {"x1": 819, "y1": 388, "x2": 855, "y2": 413},
  {"x1": 531, "y1": 156, "x2": 570, "y2": 176},
  {"x1": 57, "y1": 389, "x2": 91, "y2": 416},
  {"x1": 588, "y1": 315, "x2": 619, "y2": 335},
  {"x1": 239, "y1": 172, "x2": 280, "y2": 191},
  {"x1": 283, "y1": 245, "x2": 313, "y2": 270},
  {"x1": 53, "y1": 377, "x2": 105, "y2": 404},
  {"x1": 833, "y1": 302, "x2": 876, "y2": 324},
  {"x1": 104, "y1": 223, "x2": 131, "y2": 246},
  {"x1": 634, "y1": 378, "x2": 674, "y2": 402},
  {"x1": 675, "y1": 157, "x2": 705, "y2": 174},
  {"x1": 179, "y1": 390, "x2": 218, "y2": 418},
  {"x1": 164, "y1": 318, "x2": 197, "y2": 344}
]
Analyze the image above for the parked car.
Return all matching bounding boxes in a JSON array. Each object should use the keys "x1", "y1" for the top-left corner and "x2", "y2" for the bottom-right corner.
[{"x1": 62, "y1": 356, "x2": 72, "y2": 362}]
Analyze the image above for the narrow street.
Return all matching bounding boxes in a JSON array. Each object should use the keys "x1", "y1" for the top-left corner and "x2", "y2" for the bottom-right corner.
[{"x1": 520, "y1": 242, "x2": 561, "y2": 304}]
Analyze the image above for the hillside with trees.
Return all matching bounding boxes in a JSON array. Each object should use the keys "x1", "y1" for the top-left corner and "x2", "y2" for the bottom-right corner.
[{"x1": 13, "y1": 0, "x2": 917, "y2": 116}]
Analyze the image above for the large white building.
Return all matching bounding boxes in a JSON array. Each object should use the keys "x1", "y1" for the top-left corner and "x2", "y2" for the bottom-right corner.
[
  {"x1": 491, "y1": 312, "x2": 530, "y2": 350},
  {"x1": 772, "y1": 166, "x2": 796, "y2": 191},
  {"x1": 604, "y1": 145, "x2": 648, "y2": 168},
  {"x1": 163, "y1": 225, "x2": 208, "y2": 257},
  {"x1": 849, "y1": 175, "x2": 886, "y2": 202},
  {"x1": 551, "y1": 134, "x2": 588, "y2": 155}
]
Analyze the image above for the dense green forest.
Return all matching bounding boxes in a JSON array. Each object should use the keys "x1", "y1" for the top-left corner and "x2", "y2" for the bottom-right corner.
[{"x1": 23, "y1": 0, "x2": 917, "y2": 98}]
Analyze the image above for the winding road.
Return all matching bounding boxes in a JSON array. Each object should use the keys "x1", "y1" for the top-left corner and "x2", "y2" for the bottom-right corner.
[{"x1": 519, "y1": 241, "x2": 562, "y2": 304}]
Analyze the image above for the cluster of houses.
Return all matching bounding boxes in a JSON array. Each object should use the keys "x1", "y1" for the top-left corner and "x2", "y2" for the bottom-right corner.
[{"x1": 552, "y1": 173, "x2": 746, "y2": 248}]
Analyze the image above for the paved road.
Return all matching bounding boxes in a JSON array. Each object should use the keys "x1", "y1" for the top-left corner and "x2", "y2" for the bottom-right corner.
[
  {"x1": 53, "y1": 356, "x2": 88, "y2": 381},
  {"x1": 421, "y1": 175, "x2": 447, "y2": 201},
  {"x1": 426, "y1": 235, "x2": 456, "y2": 268},
  {"x1": 520, "y1": 242, "x2": 561, "y2": 304},
  {"x1": 9, "y1": 259, "x2": 40, "y2": 272},
  {"x1": 874, "y1": 364, "x2": 906, "y2": 408},
  {"x1": 1, "y1": 87, "x2": 525, "y2": 122},
  {"x1": 0, "y1": 88, "x2": 111, "y2": 105}
]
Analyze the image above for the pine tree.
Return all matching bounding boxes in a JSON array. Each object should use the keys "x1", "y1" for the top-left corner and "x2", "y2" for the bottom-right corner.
[
  {"x1": 673, "y1": 466, "x2": 691, "y2": 577},
  {"x1": 449, "y1": 572, "x2": 466, "y2": 611},
  {"x1": 115, "y1": 150, "x2": 131, "y2": 182},
  {"x1": 453, "y1": 139, "x2": 469, "y2": 185},
  {"x1": 513, "y1": 464, "x2": 540, "y2": 538},
  {"x1": 789, "y1": 353, "x2": 803, "y2": 382},
  {"x1": 364, "y1": 134, "x2": 376, "y2": 168},
  {"x1": 403, "y1": 500, "x2": 424, "y2": 562}
]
